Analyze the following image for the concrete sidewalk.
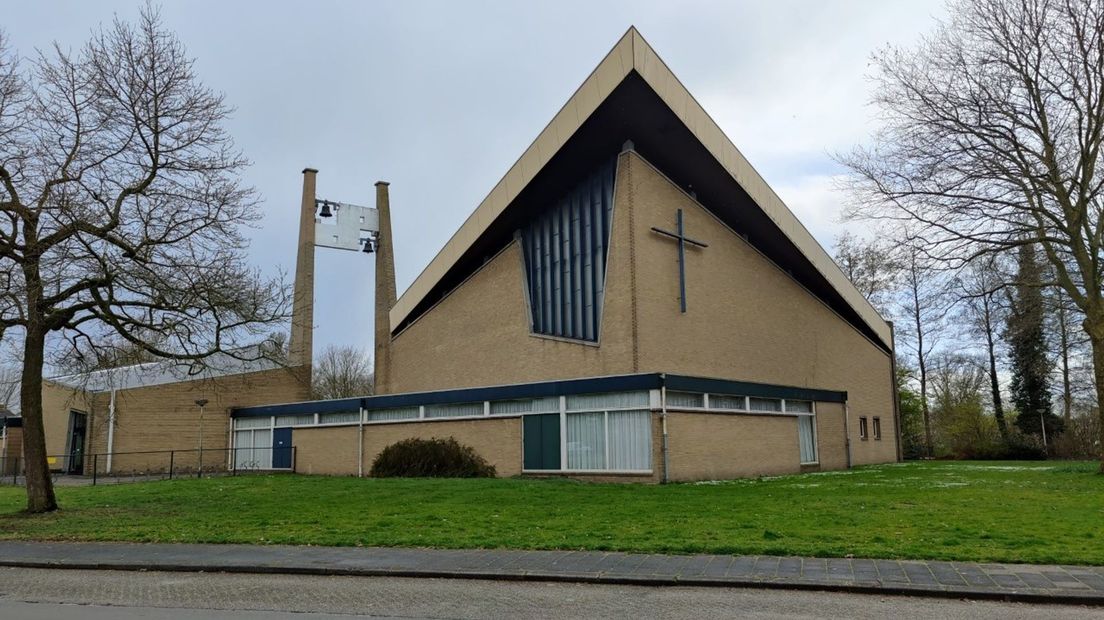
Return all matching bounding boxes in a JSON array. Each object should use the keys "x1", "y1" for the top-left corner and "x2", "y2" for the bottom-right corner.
[{"x1": 0, "y1": 541, "x2": 1101, "y2": 606}]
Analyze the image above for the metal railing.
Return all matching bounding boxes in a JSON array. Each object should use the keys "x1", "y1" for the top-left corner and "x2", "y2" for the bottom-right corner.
[{"x1": 0, "y1": 446, "x2": 297, "y2": 486}]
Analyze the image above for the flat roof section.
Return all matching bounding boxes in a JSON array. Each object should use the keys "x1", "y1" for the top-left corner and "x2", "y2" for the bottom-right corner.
[{"x1": 231, "y1": 373, "x2": 848, "y2": 418}]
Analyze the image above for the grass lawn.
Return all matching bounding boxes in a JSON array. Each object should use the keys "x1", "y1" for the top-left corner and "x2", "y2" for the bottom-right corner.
[{"x1": 0, "y1": 461, "x2": 1101, "y2": 565}]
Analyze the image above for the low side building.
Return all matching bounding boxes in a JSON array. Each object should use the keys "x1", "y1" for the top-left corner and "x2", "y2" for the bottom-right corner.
[
  {"x1": 32, "y1": 361, "x2": 309, "y2": 475},
  {"x1": 235, "y1": 374, "x2": 859, "y2": 482}
]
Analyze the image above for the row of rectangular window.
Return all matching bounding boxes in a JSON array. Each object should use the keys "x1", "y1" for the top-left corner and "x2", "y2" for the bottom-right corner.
[
  {"x1": 665, "y1": 391, "x2": 813, "y2": 414},
  {"x1": 234, "y1": 391, "x2": 654, "y2": 431},
  {"x1": 858, "y1": 416, "x2": 882, "y2": 441},
  {"x1": 236, "y1": 391, "x2": 821, "y2": 433}
]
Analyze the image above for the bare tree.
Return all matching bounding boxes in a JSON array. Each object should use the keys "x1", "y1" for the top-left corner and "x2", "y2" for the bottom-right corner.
[
  {"x1": 895, "y1": 239, "x2": 951, "y2": 458},
  {"x1": 0, "y1": 7, "x2": 289, "y2": 512},
  {"x1": 841, "y1": 0, "x2": 1104, "y2": 470},
  {"x1": 955, "y1": 253, "x2": 1011, "y2": 439},
  {"x1": 312, "y1": 345, "x2": 373, "y2": 400},
  {"x1": 0, "y1": 365, "x2": 18, "y2": 414},
  {"x1": 1046, "y1": 282, "x2": 1091, "y2": 424},
  {"x1": 832, "y1": 231, "x2": 901, "y2": 316}
]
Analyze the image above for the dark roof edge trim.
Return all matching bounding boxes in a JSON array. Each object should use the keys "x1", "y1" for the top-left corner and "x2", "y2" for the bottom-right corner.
[
  {"x1": 232, "y1": 373, "x2": 846, "y2": 418},
  {"x1": 663, "y1": 375, "x2": 846, "y2": 403}
]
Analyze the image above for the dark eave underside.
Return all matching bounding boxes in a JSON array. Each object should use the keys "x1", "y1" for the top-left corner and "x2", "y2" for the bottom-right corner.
[
  {"x1": 394, "y1": 72, "x2": 888, "y2": 352},
  {"x1": 232, "y1": 372, "x2": 847, "y2": 417}
]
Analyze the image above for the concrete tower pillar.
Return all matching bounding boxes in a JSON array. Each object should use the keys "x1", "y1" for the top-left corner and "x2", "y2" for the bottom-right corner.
[
  {"x1": 288, "y1": 168, "x2": 318, "y2": 371},
  {"x1": 373, "y1": 181, "x2": 397, "y2": 394}
]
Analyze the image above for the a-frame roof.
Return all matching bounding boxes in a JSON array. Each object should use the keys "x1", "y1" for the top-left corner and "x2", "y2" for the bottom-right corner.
[{"x1": 390, "y1": 27, "x2": 892, "y2": 351}]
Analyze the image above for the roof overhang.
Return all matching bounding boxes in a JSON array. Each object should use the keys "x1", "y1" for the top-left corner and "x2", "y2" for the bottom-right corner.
[
  {"x1": 390, "y1": 28, "x2": 892, "y2": 351},
  {"x1": 231, "y1": 372, "x2": 847, "y2": 417}
]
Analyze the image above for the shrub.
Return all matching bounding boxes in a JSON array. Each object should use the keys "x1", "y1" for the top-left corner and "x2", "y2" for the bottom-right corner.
[
  {"x1": 967, "y1": 433, "x2": 1047, "y2": 460},
  {"x1": 369, "y1": 437, "x2": 496, "y2": 478}
]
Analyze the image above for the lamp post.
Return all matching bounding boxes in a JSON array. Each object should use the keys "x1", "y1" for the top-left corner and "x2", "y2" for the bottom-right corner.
[{"x1": 195, "y1": 399, "x2": 208, "y2": 477}]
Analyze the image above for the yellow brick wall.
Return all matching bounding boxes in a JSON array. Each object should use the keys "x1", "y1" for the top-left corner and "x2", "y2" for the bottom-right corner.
[
  {"x1": 40, "y1": 380, "x2": 93, "y2": 471},
  {"x1": 811, "y1": 402, "x2": 848, "y2": 470},
  {"x1": 386, "y1": 159, "x2": 640, "y2": 392},
  {"x1": 666, "y1": 412, "x2": 798, "y2": 480},
  {"x1": 624, "y1": 154, "x2": 898, "y2": 466},
  {"x1": 377, "y1": 150, "x2": 898, "y2": 475},
  {"x1": 41, "y1": 380, "x2": 86, "y2": 458},
  {"x1": 293, "y1": 417, "x2": 522, "y2": 477},
  {"x1": 47, "y1": 366, "x2": 312, "y2": 474},
  {"x1": 2, "y1": 427, "x2": 22, "y2": 462},
  {"x1": 285, "y1": 424, "x2": 360, "y2": 476}
]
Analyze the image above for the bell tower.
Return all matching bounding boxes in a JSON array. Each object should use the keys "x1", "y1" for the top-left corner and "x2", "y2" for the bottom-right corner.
[{"x1": 288, "y1": 168, "x2": 392, "y2": 391}]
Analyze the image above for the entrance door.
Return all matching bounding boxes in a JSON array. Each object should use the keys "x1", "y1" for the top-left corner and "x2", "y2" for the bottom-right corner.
[
  {"x1": 272, "y1": 427, "x2": 293, "y2": 469},
  {"x1": 66, "y1": 411, "x2": 87, "y2": 475},
  {"x1": 523, "y1": 414, "x2": 561, "y2": 470}
]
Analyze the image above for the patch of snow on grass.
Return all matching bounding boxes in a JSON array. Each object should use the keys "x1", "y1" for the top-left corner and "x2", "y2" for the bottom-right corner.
[{"x1": 948, "y1": 465, "x2": 1055, "y2": 472}]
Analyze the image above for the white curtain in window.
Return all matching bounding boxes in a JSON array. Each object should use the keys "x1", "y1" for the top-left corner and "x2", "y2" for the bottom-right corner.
[
  {"x1": 233, "y1": 430, "x2": 254, "y2": 469},
  {"x1": 489, "y1": 397, "x2": 558, "y2": 415},
  {"x1": 710, "y1": 395, "x2": 746, "y2": 410},
  {"x1": 566, "y1": 391, "x2": 648, "y2": 411},
  {"x1": 665, "y1": 392, "x2": 704, "y2": 408},
  {"x1": 489, "y1": 399, "x2": 532, "y2": 415},
  {"x1": 607, "y1": 410, "x2": 651, "y2": 470},
  {"x1": 367, "y1": 407, "x2": 418, "y2": 422},
  {"x1": 749, "y1": 397, "x2": 782, "y2": 412},
  {"x1": 531, "y1": 396, "x2": 561, "y2": 413},
  {"x1": 566, "y1": 412, "x2": 606, "y2": 469},
  {"x1": 424, "y1": 402, "x2": 483, "y2": 418},
  {"x1": 252, "y1": 428, "x2": 273, "y2": 469},
  {"x1": 234, "y1": 417, "x2": 271, "y2": 430},
  {"x1": 798, "y1": 415, "x2": 817, "y2": 463},
  {"x1": 786, "y1": 400, "x2": 813, "y2": 414},
  {"x1": 275, "y1": 414, "x2": 313, "y2": 427},
  {"x1": 319, "y1": 412, "x2": 360, "y2": 424}
]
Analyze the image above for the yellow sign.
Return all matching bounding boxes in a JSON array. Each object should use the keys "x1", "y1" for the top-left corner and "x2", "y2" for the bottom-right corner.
[{"x1": 46, "y1": 457, "x2": 57, "y2": 465}]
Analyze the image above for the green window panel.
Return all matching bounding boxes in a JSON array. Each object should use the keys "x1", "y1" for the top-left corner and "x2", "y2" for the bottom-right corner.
[{"x1": 523, "y1": 413, "x2": 561, "y2": 470}]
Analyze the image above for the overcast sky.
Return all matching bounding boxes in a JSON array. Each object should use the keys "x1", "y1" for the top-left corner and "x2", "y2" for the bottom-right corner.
[{"x1": 5, "y1": 0, "x2": 946, "y2": 360}]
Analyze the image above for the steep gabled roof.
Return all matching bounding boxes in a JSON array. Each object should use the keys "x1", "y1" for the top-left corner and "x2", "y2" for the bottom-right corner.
[{"x1": 391, "y1": 28, "x2": 892, "y2": 351}]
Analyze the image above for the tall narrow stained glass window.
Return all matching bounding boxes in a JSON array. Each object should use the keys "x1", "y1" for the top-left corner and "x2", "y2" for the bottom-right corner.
[{"x1": 520, "y1": 159, "x2": 617, "y2": 341}]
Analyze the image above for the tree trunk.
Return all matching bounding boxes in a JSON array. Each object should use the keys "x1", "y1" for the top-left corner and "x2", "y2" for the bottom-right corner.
[
  {"x1": 19, "y1": 324, "x2": 58, "y2": 513},
  {"x1": 983, "y1": 295, "x2": 1008, "y2": 439},
  {"x1": 911, "y1": 272, "x2": 934, "y2": 458},
  {"x1": 1058, "y1": 298, "x2": 1073, "y2": 424},
  {"x1": 919, "y1": 353, "x2": 932, "y2": 457},
  {"x1": 1088, "y1": 321, "x2": 1104, "y2": 473}
]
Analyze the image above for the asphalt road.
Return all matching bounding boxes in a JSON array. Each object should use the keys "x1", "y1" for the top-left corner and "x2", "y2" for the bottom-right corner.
[{"x1": 0, "y1": 567, "x2": 1101, "y2": 619}]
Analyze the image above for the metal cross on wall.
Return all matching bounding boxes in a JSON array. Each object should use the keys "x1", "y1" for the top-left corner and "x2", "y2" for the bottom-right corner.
[{"x1": 651, "y1": 208, "x2": 708, "y2": 313}]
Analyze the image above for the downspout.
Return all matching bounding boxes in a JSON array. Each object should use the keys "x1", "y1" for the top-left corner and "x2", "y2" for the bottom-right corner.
[
  {"x1": 357, "y1": 404, "x2": 365, "y2": 478},
  {"x1": 105, "y1": 389, "x2": 117, "y2": 474},
  {"x1": 888, "y1": 321, "x2": 903, "y2": 462},
  {"x1": 660, "y1": 373, "x2": 669, "y2": 484},
  {"x1": 843, "y1": 400, "x2": 852, "y2": 470}
]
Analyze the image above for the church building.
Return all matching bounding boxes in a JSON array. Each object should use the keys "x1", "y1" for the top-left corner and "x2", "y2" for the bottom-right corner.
[{"x1": 232, "y1": 28, "x2": 901, "y2": 482}]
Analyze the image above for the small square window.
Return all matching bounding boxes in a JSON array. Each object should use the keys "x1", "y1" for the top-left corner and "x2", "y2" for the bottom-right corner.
[
  {"x1": 859, "y1": 416, "x2": 869, "y2": 441},
  {"x1": 873, "y1": 417, "x2": 882, "y2": 440}
]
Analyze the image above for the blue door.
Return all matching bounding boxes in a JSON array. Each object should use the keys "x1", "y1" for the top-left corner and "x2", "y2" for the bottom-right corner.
[{"x1": 272, "y1": 427, "x2": 293, "y2": 469}]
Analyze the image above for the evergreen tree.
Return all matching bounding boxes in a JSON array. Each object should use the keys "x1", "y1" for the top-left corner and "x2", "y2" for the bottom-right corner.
[{"x1": 1005, "y1": 244, "x2": 1061, "y2": 440}]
